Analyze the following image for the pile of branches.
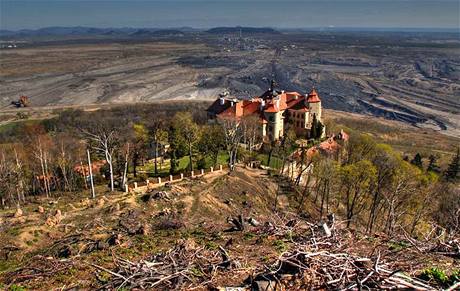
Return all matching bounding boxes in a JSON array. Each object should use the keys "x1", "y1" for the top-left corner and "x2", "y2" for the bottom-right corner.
[
  {"x1": 93, "y1": 241, "x2": 238, "y2": 290},
  {"x1": 250, "y1": 215, "x2": 456, "y2": 290},
  {"x1": 255, "y1": 249, "x2": 438, "y2": 290},
  {"x1": 1, "y1": 255, "x2": 75, "y2": 285},
  {"x1": 95, "y1": 214, "x2": 458, "y2": 290}
]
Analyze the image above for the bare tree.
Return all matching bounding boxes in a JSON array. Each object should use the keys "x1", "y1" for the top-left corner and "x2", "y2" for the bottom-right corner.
[
  {"x1": 0, "y1": 149, "x2": 15, "y2": 207},
  {"x1": 121, "y1": 142, "x2": 130, "y2": 188},
  {"x1": 83, "y1": 127, "x2": 118, "y2": 192},
  {"x1": 241, "y1": 115, "x2": 262, "y2": 152},
  {"x1": 219, "y1": 116, "x2": 243, "y2": 171},
  {"x1": 31, "y1": 135, "x2": 53, "y2": 197},
  {"x1": 147, "y1": 119, "x2": 168, "y2": 176},
  {"x1": 381, "y1": 162, "x2": 419, "y2": 235}
]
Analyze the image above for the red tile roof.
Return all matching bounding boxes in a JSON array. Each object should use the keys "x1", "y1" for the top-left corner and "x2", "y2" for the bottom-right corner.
[
  {"x1": 207, "y1": 88, "x2": 321, "y2": 120},
  {"x1": 306, "y1": 89, "x2": 321, "y2": 103}
]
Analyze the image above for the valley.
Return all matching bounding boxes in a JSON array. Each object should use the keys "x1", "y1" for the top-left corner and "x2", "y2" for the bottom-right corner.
[{"x1": 1, "y1": 31, "x2": 459, "y2": 136}]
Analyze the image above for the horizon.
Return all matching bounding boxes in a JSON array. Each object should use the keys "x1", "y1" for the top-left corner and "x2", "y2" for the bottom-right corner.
[
  {"x1": 1, "y1": 0, "x2": 459, "y2": 31},
  {"x1": 1, "y1": 25, "x2": 459, "y2": 33}
]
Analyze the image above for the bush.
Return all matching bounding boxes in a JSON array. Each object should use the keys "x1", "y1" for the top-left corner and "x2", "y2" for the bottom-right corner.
[
  {"x1": 155, "y1": 216, "x2": 185, "y2": 230},
  {"x1": 418, "y1": 267, "x2": 459, "y2": 287}
]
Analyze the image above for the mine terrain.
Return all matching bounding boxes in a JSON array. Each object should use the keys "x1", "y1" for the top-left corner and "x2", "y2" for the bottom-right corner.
[{"x1": 0, "y1": 31, "x2": 459, "y2": 136}]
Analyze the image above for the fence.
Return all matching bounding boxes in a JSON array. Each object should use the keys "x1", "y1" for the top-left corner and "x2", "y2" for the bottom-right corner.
[{"x1": 126, "y1": 164, "x2": 227, "y2": 193}]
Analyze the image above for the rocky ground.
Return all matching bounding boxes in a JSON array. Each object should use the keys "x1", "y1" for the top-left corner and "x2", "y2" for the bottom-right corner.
[{"x1": 0, "y1": 167, "x2": 458, "y2": 290}]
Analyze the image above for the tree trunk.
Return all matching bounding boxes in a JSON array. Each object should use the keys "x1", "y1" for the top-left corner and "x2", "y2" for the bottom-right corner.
[
  {"x1": 105, "y1": 150, "x2": 114, "y2": 192},
  {"x1": 87, "y1": 149, "x2": 96, "y2": 199},
  {"x1": 267, "y1": 148, "x2": 273, "y2": 167},
  {"x1": 122, "y1": 144, "x2": 130, "y2": 189},
  {"x1": 132, "y1": 153, "x2": 138, "y2": 177},
  {"x1": 80, "y1": 161, "x2": 88, "y2": 189},
  {"x1": 154, "y1": 142, "x2": 158, "y2": 175},
  {"x1": 39, "y1": 155, "x2": 48, "y2": 198},
  {"x1": 188, "y1": 144, "x2": 193, "y2": 172}
]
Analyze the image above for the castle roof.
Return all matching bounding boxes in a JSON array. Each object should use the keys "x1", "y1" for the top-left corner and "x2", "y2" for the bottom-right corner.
[
  {"x1": 207, "y1": 88, "x2": 321, "y2": 119},
  {"x1": 306, "y1": 89, "x2": 321, "y2": 103}
]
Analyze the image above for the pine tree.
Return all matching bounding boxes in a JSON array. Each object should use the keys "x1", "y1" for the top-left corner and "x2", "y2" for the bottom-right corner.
[
  {"x1": 310, "y1": 113, "x2": 318, "y2": 139},
  {"x1": 444, "y1": 148, "x2": 460, "y2": 182},
  {"x1": 316, "y1": 120, "x2": 324, "y2": 139},
  {"x1": 170, "y1": 150, "x2": 178, "y2": 174},
  {"x1": 410, "y1": 153, "x2": 423, "y2": 169},
  {"x1": 427, "y1": 154, "x2": 440, "y2": 173}
]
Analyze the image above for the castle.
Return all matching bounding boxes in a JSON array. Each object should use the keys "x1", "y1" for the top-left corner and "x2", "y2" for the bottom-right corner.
[{"x1": 207, "y1": 86, "x2": 325, "y2": 141}]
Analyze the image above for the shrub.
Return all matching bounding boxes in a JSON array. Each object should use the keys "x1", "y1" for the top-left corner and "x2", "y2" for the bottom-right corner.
[{"x1": 419, "y1": 267, "x2": 449, "y2": 286}]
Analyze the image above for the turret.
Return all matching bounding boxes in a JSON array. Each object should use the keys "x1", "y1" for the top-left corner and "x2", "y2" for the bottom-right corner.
[{"x1": 306, "y1": 89, "x2": 322, "y2": 122}]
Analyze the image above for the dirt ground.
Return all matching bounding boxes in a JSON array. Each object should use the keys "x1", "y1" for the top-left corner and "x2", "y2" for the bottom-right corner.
[{"x1": 0, "y1": 166, "x2": 457, "y2": 290}]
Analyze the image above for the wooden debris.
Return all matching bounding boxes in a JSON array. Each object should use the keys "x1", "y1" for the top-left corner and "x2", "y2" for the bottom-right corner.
[
  {"x1": 14, "y1": 208, "x2": 23, "y2": 218},
  {"x1": 226, "y1": 215, "x2": 245, "y2": 231}
]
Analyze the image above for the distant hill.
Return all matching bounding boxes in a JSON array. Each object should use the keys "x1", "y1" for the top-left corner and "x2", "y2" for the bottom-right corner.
[
  {"x1": 130, "y1": 29, "x2": 185, "y2": 37},
  {"x1": 206, "y1": 26, "x2": 280, "y2": 34},
  {"x1": 0, "y1": 26, "x2": 189, "y2": 38}
]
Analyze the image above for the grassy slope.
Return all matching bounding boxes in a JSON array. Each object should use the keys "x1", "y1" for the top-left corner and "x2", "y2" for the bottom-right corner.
[{"x1": 325, "y1": 109, "x2": 460, "y2": 166}]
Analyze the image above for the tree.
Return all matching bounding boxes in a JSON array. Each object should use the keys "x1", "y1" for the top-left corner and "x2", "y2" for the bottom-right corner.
[
  {"x1": 29, "y1": 133, "x2": 54, "y2": 197},
  {"x1": 53, "y1": 133, "x2": 83, "y2": 192},
  {"x1": 168, "y1": 124, "x2": 184, "y2": 175},
  {"x1": 147, "y1": 119, "x2": 168, "y2": 176},
  {"x1": 434, "y1": 184, "x2": 460, "y2": 235},
  {"x1": 339, "y1": 160, "x2": 377, "y2": 228},
  {"x1": 344, "y1": 133, "x2": 376, "y2": 164},
  {"x1": 132, "y1": 123, "x2": 149, "y2": 177},
  {"x1": 82, "y1": 126, "x2": 118, "y2": 192},
  {"x1": 198, "y1": 124, "x2": 225, "y2": 167},
  {"x1": 241, "y1": 115, "x2": 262, "y2": 152},
  {"x1": 173, "y1": 112, "x2": 200, "y2": 172},
  {"x1": 316, "y1": 121, "x2": 324, "y2": 139},
  {"x1": 367, "y1": 144, "x2": 399, "y2": 234},
  {"x1": 427, "y1": 154, "x2": 441, "y2": 173},
  {"x1": 382, "y1": 161, "x2": 420, "y2": 234},
  {"x1": 0, "y1": 149, "x2": 16, "y2": 207},
  {"x1": 410, "y1": 153, "x2": 423, "y2": 169},
  {"x1": 219, "y1": 116, "x2": 243, "y2": 171},
  {"x1": 279, "y1": 128, "x2": 297, "y2": 175},
  {"x1": 312, "y1": 157, "x2": 338, "y2": 218},
  {"x1": 310, "y1": 113, "x2": 318, "y2": 139},
  {"x1": 444, "y1": 147, "x2": 459, "y2": 182}
]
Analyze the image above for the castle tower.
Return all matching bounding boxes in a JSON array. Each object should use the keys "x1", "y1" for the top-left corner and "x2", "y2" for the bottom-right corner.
[{"x1": 306, "y1": 88, "x2": 322, "y2": 122}]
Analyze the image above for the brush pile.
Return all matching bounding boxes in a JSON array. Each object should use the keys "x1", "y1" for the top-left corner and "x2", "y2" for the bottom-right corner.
[
  {"x1": 93, "y1": 240, "x2": 238, "y2": 290},
  {"x1": 96, "y1": 214, "x2": 458, "y2": 290}
]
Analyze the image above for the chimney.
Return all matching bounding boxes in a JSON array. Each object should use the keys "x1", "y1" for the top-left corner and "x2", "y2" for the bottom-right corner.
[
  {"x1": 220, "y1": 97, "x2": 225, "y2": 105},
  {"x1": 275, "y1": 97, "x2": 280, "y2": 109},
  {"x1": 260, "y1": 99, "x2": 266, "y2": 110}
]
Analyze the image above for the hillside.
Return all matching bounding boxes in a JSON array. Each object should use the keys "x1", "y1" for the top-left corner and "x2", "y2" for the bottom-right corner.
[{"x1": 1, "y1": 167, "x2": 458, "y2": 290}]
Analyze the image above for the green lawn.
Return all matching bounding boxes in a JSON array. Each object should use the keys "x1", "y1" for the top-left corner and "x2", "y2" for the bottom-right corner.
[
  {"x1": 256, "y1": 153, "x2": 283, "y2": 169},
  {"x1": 137, "y1": 152, "x2": 229, "y2": 177}
]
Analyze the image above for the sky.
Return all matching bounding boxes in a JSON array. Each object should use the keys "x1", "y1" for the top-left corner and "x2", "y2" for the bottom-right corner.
[{"x1": 1, "y1": 0, "x2": 459, "y2": 30}]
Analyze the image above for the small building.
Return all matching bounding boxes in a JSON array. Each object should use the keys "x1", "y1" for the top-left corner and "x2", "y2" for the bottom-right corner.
[{"x1": 207, "y1": 87, "x2": 325, "y2": 141}]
